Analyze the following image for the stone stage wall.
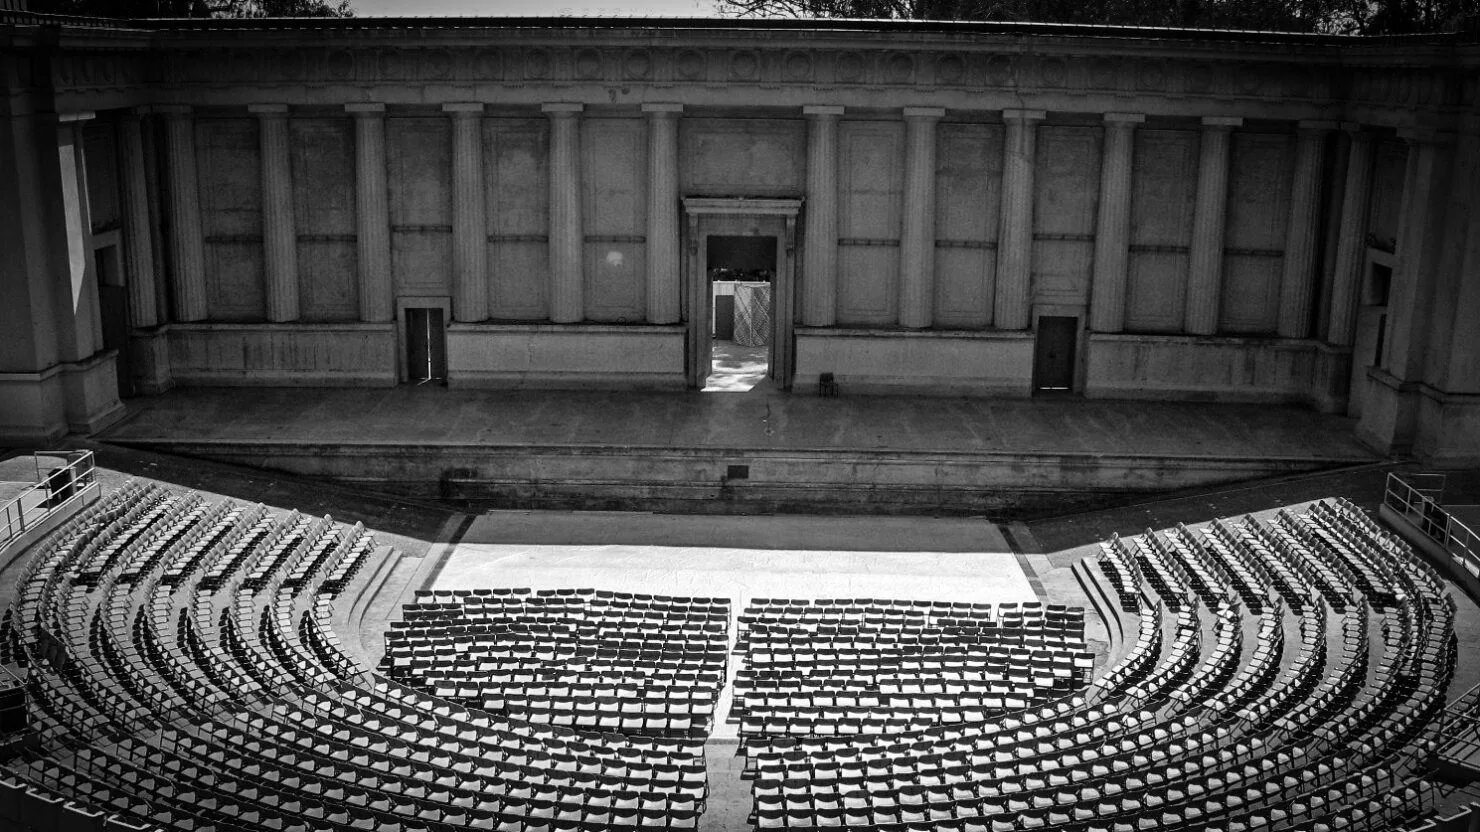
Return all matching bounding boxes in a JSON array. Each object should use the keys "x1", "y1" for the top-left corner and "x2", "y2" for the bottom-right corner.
[{"x1": 2, "y1": 16, "x2": 1477, "y2": 463}]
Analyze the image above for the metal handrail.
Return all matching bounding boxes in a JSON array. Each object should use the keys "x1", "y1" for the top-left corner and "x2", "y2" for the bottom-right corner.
[
  {"x1": 0, "y1": 450, "x2": 97, "y2": 550},
  {"x1": 1385, "y1": 472, "x2": 1479, "y2": 580}
]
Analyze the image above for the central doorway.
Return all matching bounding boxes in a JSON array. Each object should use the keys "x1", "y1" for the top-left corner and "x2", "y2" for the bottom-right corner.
[
  {"x1": 705, "y1": 235, "x2": 775, "y2": 392},
  {"x1": 681, "y1": 198, "x2": 801, "y2": 392}
]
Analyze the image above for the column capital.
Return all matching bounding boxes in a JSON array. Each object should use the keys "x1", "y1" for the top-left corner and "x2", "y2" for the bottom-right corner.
[
  {"x1": 155, "y1": 104, "x2": 193, "y2": 119},
  {"x1": 1398, "y1": 126, "x2": 1451, "y2": 145},
  {"x1": 1296, "y1": 119, "x2": 1338, "y2": 132},
  {"x1": 542, "y1": 102, "x2": 584, "y2": 116},
  {"x1": 803, "y1": 104, "x2": 845, "y2": 118},
  {"x1": 1201, "y1": 116, "x2": 1243, "y2": 129},
  {"x1": 247, "y1": 103, "x2": 289, "y2": 116},
  {"x1": 345, "y1": 102, "x2": 386, "y2": 115},
  {"x1": 1103, "y1": 112, "x2": 1146, "y2": 125},
  {"x1": 59, "y1": 111, "x2": 96, "y2": 123},
  {"x1": 902, "y1": 106, "x2": 946, "y2": 120},
  {"x1": 641, "y1": 102, "x2": 683, "y2": 115},
  {"x1": 1002, "y1": 109, "x2": 1046, "y2": 122},
  {"x1": 1340, "y1": 121, "x2": 1367, "y2": 135}
]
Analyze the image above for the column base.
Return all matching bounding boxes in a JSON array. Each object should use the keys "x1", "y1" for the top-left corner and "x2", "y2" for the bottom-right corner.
[
  {"x1": 1414, "y1": 386, "x2": 1480, "y2": 466},
  {"x1": 1354, "y1": 367, "x2": 1420, "y2": 457},
  {"x1": 59, "y1": 350, "x2": 127, "y2": 435},
  {"x1": 0, "y1": 350, "x2": 125, "y2": 444},
  {"x1": 129, "y1": 326, "x2": 174, "y2": 395}
]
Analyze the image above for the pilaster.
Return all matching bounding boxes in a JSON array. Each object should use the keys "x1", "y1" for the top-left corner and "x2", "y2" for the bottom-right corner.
[
  {"x1": 993, "y1": 109, "x2": 1044, "y2": 331},
  {"x1": 898, "y1": 107, "x2": 943, "y2": 329},
  {"x1": 1184, "y1": 116, "x2": 1241, "y2": 336},
  {"x1": 1326, "y1": 125, "x2": 1374, "y2": 347},
  {"x1": 801, "y1": 105, "x2": 843, "y2": 327},
  {"x1": 118, "y1": 111, "x2": 158, "y2": 329},
  {"x1": 1088, "y1": 112, "x2": 1144, "y2": 333},
  {"x1": 1277, "y1": 120, "x2": 1333, "y2": 339},
  {"x1": 644, "y1": 103, "x2": 682, "y2": 325},
  {"x1": 251, "y1": 104, "x2": 299, "y2": 323},
  {"x1": 545, "y1": 103, "x2": 585, "y2": 324},
  {"x1": 160, "y1": 105, "x2": 208, "y2": 322},
  {"x1": 347, "y1": 103, "x2": 393, "y2": 323},
  {"x1": 446, "y1": 102, "x2": 488, "y2": 323}
]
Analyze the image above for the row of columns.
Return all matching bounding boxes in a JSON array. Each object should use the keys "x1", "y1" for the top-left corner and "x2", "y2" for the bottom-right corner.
[
  {"x1": 800, "y1": 107, "x2": 1366, "y2": 343},
  {"x1": 149, "y1": 102, "x2": 686, "y2": 328},
  {"x1": 142, "y1": 101, "x2": 1377, "y2": 346}
]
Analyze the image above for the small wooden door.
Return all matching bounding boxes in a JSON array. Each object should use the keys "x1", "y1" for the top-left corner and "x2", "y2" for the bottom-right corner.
[
  {"x1": 1033, "y1": 316, "x2": 1078, "y2": 394},
  {"x1": 405, "y1": 307, "x2": 447, "y2": 385}
]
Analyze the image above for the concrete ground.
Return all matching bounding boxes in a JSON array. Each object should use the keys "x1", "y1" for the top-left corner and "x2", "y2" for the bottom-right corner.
[{"x1": 704, "y1": 340, "x2": 768, "y2": 393}]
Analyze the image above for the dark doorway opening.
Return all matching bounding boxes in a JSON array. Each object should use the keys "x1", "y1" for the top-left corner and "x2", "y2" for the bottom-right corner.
[
  {"x1": 704, "y1": 235, "x2": 776, "y2": 392},
  {"x1": 95, "y1": 245, "x2": 134, "y2": 399},
  {"x1": 1033, "y1": 316, "x2": 1078, "y2": 394},
  {"x1": 405, "y1": 307, "x2": 447, "y2": 386}
]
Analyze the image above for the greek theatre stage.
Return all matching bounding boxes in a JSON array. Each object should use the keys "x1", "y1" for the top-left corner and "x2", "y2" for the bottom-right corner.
[{"x1": 434, "y1": 512, "x2": 1032, "y2": 606}]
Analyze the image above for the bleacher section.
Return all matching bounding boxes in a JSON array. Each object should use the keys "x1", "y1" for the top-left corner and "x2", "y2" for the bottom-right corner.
[
  {"x1": 0, "y1": 483, "x2": 710, "y2": 832},
  {"x1": 740, "y1": 498, "x2": 1456, "y2": 831},
  {"x1": 0, "y1": 482, "x2": 1465, "y2": 832},
  {"x1": 383, "y1": 589, "x2": 728, "y2": 738}
]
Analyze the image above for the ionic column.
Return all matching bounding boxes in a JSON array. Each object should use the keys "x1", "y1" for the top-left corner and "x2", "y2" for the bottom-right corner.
[
  {"x1": 545, "y1": 103, "x2": 584, "y2": 324},
  {"x1": 1277, "y1": 120, "x2": 1333, "y2": 339},
  {"x1": 1184, "y1": 116, "x2": 1241, "y2": 336},
  {"x1": 801, "y1": 105, "x2": 843, "y2": 327},
  {"x1": 994, "y1": 108, "x2": 1045, "y2": 331},
  {"x1": 644, "y1": 103, "x2": 682, "y2": 325},
  {"x1": 118, "y1": 110, "x2": 158, "y2": 329},
  {"x1": 446, "y1": 103, "x2": 488, "y2": 323},
  {"x1": 346, "y1": 104, "x2": 393, "y2": 323},
  {"x1": 1088, "y1": 112, "x2": 1144, "y2": 333},
  {"x1": 898, "y1": 106, "x2": 943, "y2": 329},
  {"x1": 251, "y1": 104, "x2": 299, "y2": 323},
  {"x1": 161, "y1": 105, "x2": 208, "y2": 322},
  {"x1": 1326, "y1": 125, "x2": 1374, "y2": 347}
]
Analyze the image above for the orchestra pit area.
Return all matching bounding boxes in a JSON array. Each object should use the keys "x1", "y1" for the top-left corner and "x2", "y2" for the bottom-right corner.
[{"x1": 0, "y1": 473, "x2": 1471, "y2": 832}]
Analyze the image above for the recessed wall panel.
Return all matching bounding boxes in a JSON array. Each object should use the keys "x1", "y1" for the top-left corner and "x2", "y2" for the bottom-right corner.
[
  {"x1": 1125, "y1": 129, "x2": 1197, "y2": 332},
  {"x1": 291, "y1": 117, "x2": 356, "y2": 321},
  {"x1": 1367, "y1": 139, "x2": 1407, "y2": 252},
  {"x1": 1220, "y1": 132, "x2": 1292, "y2": 334},
  {"x1": 679, "y1": 118, "x2": 805, "y2": 197},
  {"x1": 488, "y1": 119, "x2": 549, "y2": 320},
  {"x1": 582, "y1": 118, "x2": 644, "y2": 322},
  {"x1": 197, "y1": 117, "x2": 265, "y2": 320},
  {"x1": 933, "y1": 123, "x2": 1001, "y2": 329},
  {"x1": 1033, "y1": 125, "x2": 1100, "y2": 307},
  {"x1": 387, "y1": 116, "x2": 451, "y2": 296},
  {"x1": 82, "y1": 123, "x2": 119, "y2": 232},
  {"x1": 837, "y1": 120, "x2": 902, "y2": 326}
]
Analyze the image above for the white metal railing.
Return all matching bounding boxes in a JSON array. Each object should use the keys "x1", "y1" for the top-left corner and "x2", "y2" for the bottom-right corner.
[
  {"x1": 1385, "y1": 472, "x2": 1480, "y2": 580},
  {"x1": 0, "y1": 450, "x2": 97, "y2": 550}
]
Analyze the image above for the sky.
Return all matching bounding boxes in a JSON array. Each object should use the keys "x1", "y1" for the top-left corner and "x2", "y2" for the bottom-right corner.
[{"x1": 353, "y1": 0, "x2": 725, "y2": 16}]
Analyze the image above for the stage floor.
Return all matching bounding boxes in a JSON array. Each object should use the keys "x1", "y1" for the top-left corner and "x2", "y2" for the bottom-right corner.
[{"x1": 434, "y1": 511, "x2": 1031, "y2": 604}]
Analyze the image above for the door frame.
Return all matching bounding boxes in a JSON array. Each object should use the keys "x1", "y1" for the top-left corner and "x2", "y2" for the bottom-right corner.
[
  {"x1": 1030, "y1": 307, "x2": 1086, "y2": 395},
  {"x1": 395, "y1": 296, "x2": 452, "y2": 384},
  {"x1": 680, "y1": 198, "x2": 801, "y2": 391}
]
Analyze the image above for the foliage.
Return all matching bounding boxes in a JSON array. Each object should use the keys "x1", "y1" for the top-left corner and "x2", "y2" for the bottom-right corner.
[
  {"x1": 715, "y1": 0, "x2": 1476, "y2": 34},
  {"x1": 28, "y1": 0, "x2": 355, "y2": 17}
]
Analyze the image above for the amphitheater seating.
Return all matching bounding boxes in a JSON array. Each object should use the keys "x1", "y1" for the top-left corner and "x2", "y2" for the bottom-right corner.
[
  {"x1": 0, "y1": 483, "x2": 712, "y2": 832},
  {"x1": 382, "y1": 589, "x2": 729, "y2": 738},
  {"x1": 0, "y1": 481, "x2": 1463, "y2": 832},
  {"x1": 743, "y1": 499, "x2": 1455, "y2": 832}
]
